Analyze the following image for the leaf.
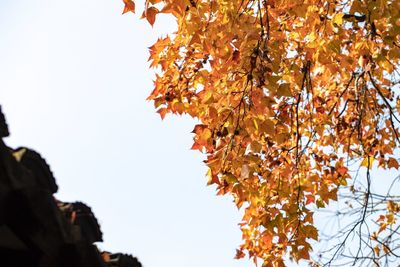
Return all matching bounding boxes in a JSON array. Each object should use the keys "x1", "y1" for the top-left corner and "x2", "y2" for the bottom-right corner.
[
  {"x1": 332, "y1": 13, "x2": 344, "y2": 26},
  {"x1": 373, "y1": 246, "x2": 380, "y2": 257},
  {"x1": 387, "y1": 200, "x2": 396, "y2": 212},
  {"x1": 262, "y1": 233, "x2": 273, "y2": 249},
  {"x1": 234, "y1": 249, "x2": 245, "y2": 259},
  {"x1": 387, "y1": 157, "x2": 399, "y2": 169},
  {"x1": 316, "y1": 198, "x2": 325, "y2": 208},
  {"x1": 386, "y1": 213, "x2": 395, "y2": 225},
  {"x1": 277, "y1": 83, "x2": 291, "y2": 97},
  {"x1": 157, "y1": 108, "x2": 167, "y2": 120},
  {"x1": 361, "y1": 156, "x2": 374, "y2": 169},
  {"x1": 191, "y1": 124, "x2": 206, "y2": 134},
  {"x1": 142, "y1": 6, "x2": 159, "y2": 26},
  {"x1": 259, "y1": 119, "x2": 275, "y2": 136},
  {"x1": 298, "y1": 248, "x2": 310, "y2": 260},
  {"x1": 304, "y1": 225, "x2": 318, "y2": 241},
  {"x1": 206, "y1": 168, "x2": 219, "y2": 185},
  {"x1": 377, "y1": 215, "x2": 386, "y2": 223},
  {"x1": 122, "y1": 0, "x2": 135, "y2": 14},
  {"x1": 240, "y1": 164, "x2": 250, "y2": 179},
  {"x1": 327, "y1": 40, "x2": 341, "y2": 54},
  {"x1": 305, "y1": 194, "x2": 315, "y2": 205},
  {"x1": 337, "y1": 166, "x2": 348, "y2": 176}
]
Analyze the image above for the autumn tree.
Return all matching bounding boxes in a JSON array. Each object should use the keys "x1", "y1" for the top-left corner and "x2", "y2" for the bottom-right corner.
[{"x1": 122, "y1": 0, "x2": 400, "y2": 266}]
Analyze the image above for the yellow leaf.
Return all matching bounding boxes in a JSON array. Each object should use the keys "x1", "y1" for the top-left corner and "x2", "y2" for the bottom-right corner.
[
  {"x1": 361, "y1": 156, "x2": 374, "y2": 169},
  {"x1": 332, "y1": 13, "x2": 344, "y2": 26},
  {"x1": 386, "y1": 213, "x2": 395, "y2": 225},
  {"x1": 327, "y1": 40, "x2": 341, "y2": 54},
  {"x1": 387, "y1": 201, "x2": 396, "y2": 212}
]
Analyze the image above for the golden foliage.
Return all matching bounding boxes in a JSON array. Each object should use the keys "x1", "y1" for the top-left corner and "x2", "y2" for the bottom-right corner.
[{"x1": 123, "y1": 0, "x2": 400, "y2": 265}]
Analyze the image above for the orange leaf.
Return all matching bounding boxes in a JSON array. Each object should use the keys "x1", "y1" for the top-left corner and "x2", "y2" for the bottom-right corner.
[
  {"x1": 337, "y1": 166, "x2": 348, "y2": 176},
  {"x1": 262, "y1": 233, "x2": 273, "y2": 249},
  {"x1": 191, "y1": 124, "x2": 206, "y2": 134},
  {"x1": 305, "y1": 194, "x2": 315, "y2": 205},
  {"x1": 191, "y1": 142, "x2": 201, "y2": 151},
  {"x1": 298, "y1": 248, "x2": 310, "y2": 260},
  {"x1": 234, "y1": 249, "x2": 245, "y2": 259},
  {"x1": 122, "y1": 0, "x2": 135, "y2": 14},
  {"x1": 377, "y1": 215, "x2": 385, "y2": 223},
  {"x1": 143, "y1": 6, "x2": 159, "y2": 26},
  {"x1": 157, "y1": 108, "x2": 167, "y2": 120},
  {"x1": 388, "y1": 157, "x2": 399, "y2": 169}
]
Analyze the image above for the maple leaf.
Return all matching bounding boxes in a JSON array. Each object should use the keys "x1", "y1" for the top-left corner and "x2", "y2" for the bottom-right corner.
[
  {"x1": 387, "y1": 157, "x2": 399, "y2": 169},
  {"x1": 337, "y1": 166, "x2": 348, "y2": 176},
  {"x1": 141, "y1": 6, "x2": 159, "y2": 26},
  {"x1": 234, "y1": 249, "x2": 246, "y2": 259},
  {"x1": 122, "y1": 0, "x2": 135, "y2": 14}
]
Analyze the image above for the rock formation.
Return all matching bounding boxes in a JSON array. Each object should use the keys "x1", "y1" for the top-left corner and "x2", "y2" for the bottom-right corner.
[{"x1": 0, "y1": 106, "x2": 142, "y2": 267}]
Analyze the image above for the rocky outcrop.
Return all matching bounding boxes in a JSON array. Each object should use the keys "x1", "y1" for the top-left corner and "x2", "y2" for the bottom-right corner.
[{"x1": 0, "y1": 106, "x2": 142, "y2": 267}]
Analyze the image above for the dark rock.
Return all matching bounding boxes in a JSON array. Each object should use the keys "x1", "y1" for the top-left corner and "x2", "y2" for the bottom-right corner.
[
  {"x1": 13, "y1": 147, "x2": 58, "y2": 194},
  {"x1": 107, "y1": 253, "x2": 143, "y2": 267},
  {"x1": 0, "y1": 106, "x2": 9, "y2": 138},
  {"x1": 59, "y1": 201, "x2": 103, "y2": 243},
  {"x1": 0, "y1": 108, "x2": 142, "y2": 267}
]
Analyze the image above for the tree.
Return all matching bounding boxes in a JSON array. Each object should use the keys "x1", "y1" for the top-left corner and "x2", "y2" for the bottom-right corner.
[{"x1": 122, "y1": 0, "x2": 400, "y2": 266}]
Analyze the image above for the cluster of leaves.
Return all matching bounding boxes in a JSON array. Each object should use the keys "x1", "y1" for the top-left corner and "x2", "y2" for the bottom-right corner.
[{"x1": 122, "y1": 0, "x2": 400, "y2": 265}]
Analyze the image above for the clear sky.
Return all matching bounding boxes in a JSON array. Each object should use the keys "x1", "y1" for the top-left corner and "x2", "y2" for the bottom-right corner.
[{"x1": 0, "y1": 1, "x2": 251, "y2": 266}]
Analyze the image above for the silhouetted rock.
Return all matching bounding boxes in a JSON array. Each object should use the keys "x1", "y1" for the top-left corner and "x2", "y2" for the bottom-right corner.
[
  {"x1": 106, "y1": 253, "x2": 143, "y2": 267},
  {"x1": 13, "y1": 147, "x2": 58, "y2": 194},
  {"x1": 0, "y1": 108, "x2": 142, "y2": 267},
  {"x1": 0, "y1": 143, "x2": 70, "y2": 266},
  {"x1": 59, "y1": 201, "x2": 103, "y2": 243},
  {"x1": 0, "y1": 106, "x2": 9, "y2": 137}
]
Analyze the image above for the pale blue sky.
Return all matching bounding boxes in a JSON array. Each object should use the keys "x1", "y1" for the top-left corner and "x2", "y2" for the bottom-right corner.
[{"x1": 0, "y1": 1, "x2": 249, "y2": 266}]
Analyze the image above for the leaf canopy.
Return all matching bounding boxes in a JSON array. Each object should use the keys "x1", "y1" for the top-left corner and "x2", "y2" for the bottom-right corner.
[{"x1": 123, "y1": 0, "x2": 400, "y2": 265}]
